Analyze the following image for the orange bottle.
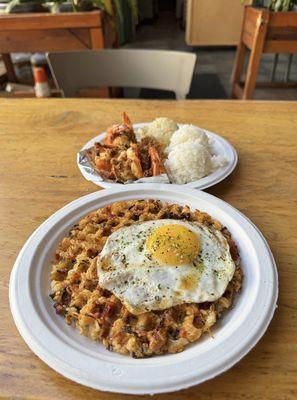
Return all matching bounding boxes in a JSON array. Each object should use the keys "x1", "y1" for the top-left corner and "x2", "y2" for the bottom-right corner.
[{"x1": 33, "y1": 66, "x2": 51, "y2": 98}]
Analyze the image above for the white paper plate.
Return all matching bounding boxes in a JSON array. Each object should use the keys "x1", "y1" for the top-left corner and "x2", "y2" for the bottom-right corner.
[
  {"x1": 77, "y1": 123, "x2": 238, "y2": 190},
  {"x1": 9, "y1": 184, "x2": 278, "y2": 395}
]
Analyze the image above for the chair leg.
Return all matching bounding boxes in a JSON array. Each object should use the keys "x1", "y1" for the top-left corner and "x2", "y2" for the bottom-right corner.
[
  {"x1": 242, "y1": 12, "x2": 269, "y2": 100},
  {"x1": 242, "y1": 50, "x2": 261, "y2": 100},
  {"x1": 231, "y1": 42, "x2": 247, "y2": 99},
  {"x1": 89, "y1": 27, "x2": 104, "y2": 49},
  {"x1": 89, "y1": 28, "x2": 110, "y2": 98},
  {"x1": 175, "y1": 91, "x2": 186, "y2": 100},
  {"x1": 1, "y1": 53, "x2": 18, "y2": 83}
]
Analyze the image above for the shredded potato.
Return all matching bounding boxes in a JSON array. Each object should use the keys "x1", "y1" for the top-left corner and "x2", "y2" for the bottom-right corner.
[{"x1": 50, "y1": 200, "x2": 243, "y2": 358}]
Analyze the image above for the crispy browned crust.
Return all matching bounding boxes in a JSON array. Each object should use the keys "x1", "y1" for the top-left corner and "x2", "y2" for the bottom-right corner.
[
  {"x1": 50, "y1": 200, "x2": 243, "y2": 358},
  {"x1": 86, "y1": 135, "x2": 165, "y2": 183}
]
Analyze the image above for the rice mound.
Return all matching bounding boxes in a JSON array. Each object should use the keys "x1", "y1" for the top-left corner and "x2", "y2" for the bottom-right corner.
[
  {"x1": 137, "y1": 119, "x2": 227, "y2": 184},
  {"x1": 165, "y1": 140, "x2": 213, "y2": 184},
  {"x1": 167, "y1": 124, "x2": 208, "y2": 152},
  {"x1": 138, "y1": 117, "x2": 178, "y2": 147},
  {"x1": 211, "y1": 154, "x2": 227, "y2": 169}
]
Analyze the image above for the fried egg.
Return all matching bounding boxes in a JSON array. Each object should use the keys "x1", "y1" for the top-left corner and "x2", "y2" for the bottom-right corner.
[{"x1": 97, "y1": 219, "x2": 235, "y2": 314}]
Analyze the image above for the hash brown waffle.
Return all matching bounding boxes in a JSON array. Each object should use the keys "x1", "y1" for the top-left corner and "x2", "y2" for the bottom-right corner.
[{"x1": 50, "y1": 200, "x2": 242, "y2": 358}]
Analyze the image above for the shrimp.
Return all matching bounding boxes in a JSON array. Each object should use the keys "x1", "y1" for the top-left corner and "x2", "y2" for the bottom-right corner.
[
  {"x1": 92, "y1": 143, "x2": 115, "y2": 179},
  {"x1": 122, "y1": 112, "x2": 132, "y2": 129},
  {"x1": 103, "y1": 112, "x2": 136, "y2": 148},
  {"x1": 148, "y1": 146, "x2": 166, "y2": 176},
  {"x1": 126, "y1": 143, "x2": 143, "y2": 179}
]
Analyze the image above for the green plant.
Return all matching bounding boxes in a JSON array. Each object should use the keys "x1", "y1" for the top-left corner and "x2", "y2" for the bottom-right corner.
[
  {"x1": 126, "y1": 0, "x2": 138, "y2": 24},
  {"x1": 242, "y1": 0, "x2": 297, "y2": 11},
  {"x1": 267, "y1": 0, "x2": 296, "y2": 11},
  {"x1": 5, "y1": 0, "x2": 47, "y2": 13},
  {"x1": 5, "y1": 0, "x2": 138, "y2": 19}
]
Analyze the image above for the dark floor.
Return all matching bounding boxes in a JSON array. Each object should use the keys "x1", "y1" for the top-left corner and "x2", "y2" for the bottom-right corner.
[{"x1": 125, "y1": 11, "x2": 297, "y2": 100}]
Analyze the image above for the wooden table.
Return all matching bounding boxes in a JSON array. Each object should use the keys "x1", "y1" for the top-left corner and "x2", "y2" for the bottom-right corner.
[
  {"x1": 0, "y1": 11, "x2": 116, "y2": 96},
  {"x1": 0, "y1": 99, "x2": 296, "y2": 400}
]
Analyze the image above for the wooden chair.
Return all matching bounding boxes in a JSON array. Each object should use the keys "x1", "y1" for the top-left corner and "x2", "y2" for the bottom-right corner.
[
  {"x1": 231, "y1": 6, "x2": 297, "y2": 100},
  {"x1": 47, "y1": 49, "x2": 197, "y2": 99}
]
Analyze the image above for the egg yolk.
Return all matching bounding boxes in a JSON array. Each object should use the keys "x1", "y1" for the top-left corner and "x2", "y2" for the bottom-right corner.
[{"x1": 146, "y1": 224, "x2": 200, "y2": 265}]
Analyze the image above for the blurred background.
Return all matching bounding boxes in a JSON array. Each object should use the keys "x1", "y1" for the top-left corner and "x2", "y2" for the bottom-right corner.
[{"x1": 0, "y1": 0, "x2": 296, "y2": 100}]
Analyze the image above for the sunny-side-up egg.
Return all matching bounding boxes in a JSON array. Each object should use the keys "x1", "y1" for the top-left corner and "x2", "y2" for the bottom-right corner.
[{"x1": 97, "y1": 219, "x2": 236, "y2": 315}]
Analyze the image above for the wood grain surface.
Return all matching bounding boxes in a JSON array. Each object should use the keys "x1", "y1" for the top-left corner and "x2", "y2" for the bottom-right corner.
[{"x1": 0, "y1": 99, "x2": 296, "y2": 400}]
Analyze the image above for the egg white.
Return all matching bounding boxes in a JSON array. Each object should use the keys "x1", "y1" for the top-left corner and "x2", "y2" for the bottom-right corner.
[{"x1": 97, "y1": 219, "x2": 236, "y2": 314}]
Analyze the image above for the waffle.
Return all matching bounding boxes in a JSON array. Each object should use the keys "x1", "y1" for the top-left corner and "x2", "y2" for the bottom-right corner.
[{"x1": 50, "y1": 199, "x2": 242, "y2": 358}]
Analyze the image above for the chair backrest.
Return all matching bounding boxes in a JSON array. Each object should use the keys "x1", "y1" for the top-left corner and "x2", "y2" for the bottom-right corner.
[{"x1": 46, "y1": 49, "x2": 197, "y2": 99}]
